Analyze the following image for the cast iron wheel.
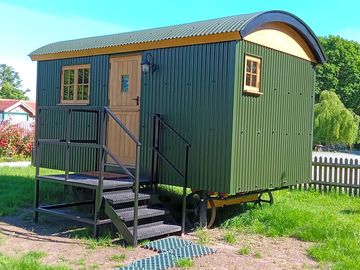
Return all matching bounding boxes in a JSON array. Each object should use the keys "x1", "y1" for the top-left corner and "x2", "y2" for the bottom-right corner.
[
  {"x1": 255, "y1": 191, "x2": 274, "y2": 207},
  {"x1": 185, "y1": 192, "x2": 216, "y2": 229}
]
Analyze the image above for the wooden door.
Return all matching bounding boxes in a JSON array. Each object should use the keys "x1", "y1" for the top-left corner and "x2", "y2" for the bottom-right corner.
[{"x1": 107, "y1": 55, "x2": 141, "y2": 166}]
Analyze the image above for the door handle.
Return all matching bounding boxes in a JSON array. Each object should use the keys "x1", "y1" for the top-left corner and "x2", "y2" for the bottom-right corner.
[{"x1": 133, "y1": 96, "x2": 140, "y2": 106}]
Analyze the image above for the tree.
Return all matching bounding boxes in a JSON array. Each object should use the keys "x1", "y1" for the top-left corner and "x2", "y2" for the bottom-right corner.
[
  {"x1": 316, "y1": 36, "x2": 360, "y2": 114},
  {"x1": 0, "y1": 64, "x2": 28, "y2": 100},
  {"x1": 314, "y1": 91, "x2": 359, "y2": 146}
]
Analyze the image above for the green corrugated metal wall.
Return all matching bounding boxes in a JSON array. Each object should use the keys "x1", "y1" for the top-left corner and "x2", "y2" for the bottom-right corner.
[
  {"x1": 230, "y1": 41, "x2": 316, "y2": 193},
  {"x1": 140, "y1": 42, "x2": 236, "y2": 192},
  {"x1": 35, "y1": 40, "x2": 316, "y2": 194},
  {"x1": 37, "y1": 55, "x2": 109, "y2": 171}
]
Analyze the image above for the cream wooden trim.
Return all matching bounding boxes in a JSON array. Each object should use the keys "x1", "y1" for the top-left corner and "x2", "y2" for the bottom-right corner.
[
  {"x1": 243, "y1": 22, "x2": 316, "y2": 62},
  {"x1": 60, "y1": 64, "x2": 91, "y2": 105},
  {"x1": 243, "y1": 55, "x2": 261, "y2": 94},
  {"x1": 30, "y1": 32, "x2": 241, "y2": 61}
]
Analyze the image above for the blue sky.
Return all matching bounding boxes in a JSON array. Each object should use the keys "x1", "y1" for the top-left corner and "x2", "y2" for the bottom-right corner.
[{"x1": 1, "y1": 0, "x2": 360, "y2": 100}]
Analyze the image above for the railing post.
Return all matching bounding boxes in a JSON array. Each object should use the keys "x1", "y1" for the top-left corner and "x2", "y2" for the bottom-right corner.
[
  {"x1": 151, "y1": 115, "x2": 160, "y2": 187},
  {"x1": 64, "y1": 108, "x2": 72, "y2": 181},
  {"x1": 34, "y1": 108, "x2": 41, "y2": 223},
  {"x1": 133, "y1": 144, "x2": 141, "y2": 246},
  {"x1": 155, "y1": 115, "x2": 161, "y2": 182},
  {"x1": 94, "y1": 108, "x2": 106, "y2": 238},
  {"x1": 181, "y1": 145, "x2": 190, "y2": 235}
]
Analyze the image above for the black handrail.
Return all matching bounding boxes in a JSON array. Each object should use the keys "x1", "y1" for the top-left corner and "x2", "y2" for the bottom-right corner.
[
  {"x1": 153, "y1": 148, "x2": 184, "y2": 177},
  {"x1": 35, "y1": 106, "x2": 142, "y2": 246},
  {"x1": 103, "y1": 106, "x2": 141, "y2": 246},
  {"x1": 153, "y1": 114, "x2": 191, "y2": 147},
  {"x1": 103, "y1": 145, "x2": 135, "y2": 179},
  {"x1": 104, "y1": 107, "x2": 141, "y2": 146},
  {"x1": 151, "y1": 114, "x2": 191, "y2": 235}
]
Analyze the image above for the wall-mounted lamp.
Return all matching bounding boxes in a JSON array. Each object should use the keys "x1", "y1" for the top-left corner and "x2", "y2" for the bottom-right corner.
[{"x1": 141, "y1": 53, "x2": 156, "y2": 73}]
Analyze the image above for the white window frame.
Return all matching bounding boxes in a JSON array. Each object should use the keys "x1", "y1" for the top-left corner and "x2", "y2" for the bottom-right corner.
[{"x1": 243, "y1": 55, "x2": 262, "y2": 95}]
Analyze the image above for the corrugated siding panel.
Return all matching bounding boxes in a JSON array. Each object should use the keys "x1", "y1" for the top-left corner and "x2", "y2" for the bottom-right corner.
[
  {"x1": 140, "y1": 42, "x2": 236, "y2": 193},
  {"x1": 37, "y1": 55, "x2": 109, "y2": 171},
  {"x1": 230, "y1": 41, "x2": 315, "y2": 193}
]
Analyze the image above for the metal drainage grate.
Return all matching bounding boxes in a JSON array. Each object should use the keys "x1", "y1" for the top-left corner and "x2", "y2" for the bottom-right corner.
[
  {"x1": 118, "y1": 237, "x2": 216, "y2": 270},
  {"x1": 143, "y1": 236, "x2": 194, "y2": 252},
  {"x1": 170, "y1": 244, "x2": 216, "y2": 259}
]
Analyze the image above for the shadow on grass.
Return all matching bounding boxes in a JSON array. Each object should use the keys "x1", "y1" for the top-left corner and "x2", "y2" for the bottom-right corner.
[
  {"x1": 339, "y1": 208, "x2": 360, "y2": 215},
  {"x1": 156, "y1": 184, "x2": 255, "y2": 227},
  {"x1": 0, "y1": 167, "x2": 131, "y2": 248}
]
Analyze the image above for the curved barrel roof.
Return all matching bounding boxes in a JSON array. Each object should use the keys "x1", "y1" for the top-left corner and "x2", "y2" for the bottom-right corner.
[{"x1": 29, "y1": 10, "x2": 325, "y2": 63}]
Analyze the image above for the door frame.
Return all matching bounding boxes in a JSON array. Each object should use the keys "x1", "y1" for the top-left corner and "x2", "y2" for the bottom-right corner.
[{"x1": 106, "y1": 53, "x2": 142, "y2": 167}]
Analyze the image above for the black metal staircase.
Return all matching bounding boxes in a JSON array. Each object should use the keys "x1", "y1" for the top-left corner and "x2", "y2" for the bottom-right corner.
[
  {"x1": 34, "y1": 106, "x2": 188, "y2": 247},
  {"x1": 103, "y1": 189, "x2": 181, "y2": 245}
]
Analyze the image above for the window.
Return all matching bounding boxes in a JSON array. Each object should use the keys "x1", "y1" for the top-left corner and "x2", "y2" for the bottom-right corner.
[
  {"x1": 243, "y1": 55, "x2": 262, "y2": 95},
  {"x1": 61, "y1": 64, "x2": 90, "y2": 104},
  {"x1": 121, "y1": 75, "x2": 129, "y2": 92}
]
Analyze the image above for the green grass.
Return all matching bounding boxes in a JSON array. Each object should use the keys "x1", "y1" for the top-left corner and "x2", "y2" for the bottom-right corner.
[
  {"x1": 222, "y1": 189, "x2": 360, "y2": 270},
  {"x1": 67, "y1": 228, "x2": 114, "y2": 250},
  {"x1": 223, "y1": 231, "x2": 237, "y2": 245},
  {"x1": 254, "y1": 251, "x2": 262, "y2": 259},
  {"x1": 0, "y1": 154, "x2": 31, "y2": 162},
  {"x1": 238, "y1": 247, "x2": 250, "y2": 255},
  {"x1": 195, "y1": 228, "x2": 210, "y2": 245},
  {"x1": 174, "y1": 258, "x2": 194, "y2": 268},
  {"x1": 0, "y1": 166, "x2": 64, "y2": 216},
  {"x1": 0, "y1": 251, "x2": 69, "y2": 270},
  {"x1": 109, "y1": 254, "x2": 126, "y2": 262}
]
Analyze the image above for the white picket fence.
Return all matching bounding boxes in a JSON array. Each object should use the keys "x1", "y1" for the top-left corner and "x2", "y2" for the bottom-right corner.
[{"x1": 303, "y1": 156, "x2": 360, "y2": 196}]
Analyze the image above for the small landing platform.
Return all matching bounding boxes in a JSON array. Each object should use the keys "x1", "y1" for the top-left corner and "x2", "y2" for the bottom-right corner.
[{"x1": 37, "y1": 173, "x2": 149, "y2": 190}]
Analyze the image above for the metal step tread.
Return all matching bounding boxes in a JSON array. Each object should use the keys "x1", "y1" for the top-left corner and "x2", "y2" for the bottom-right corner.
[
  {"x1": 129, "y1": 221, "x2": 182, "y2": 240},
  {"x1": 115, "y1": 206, "x2": 168, "y2": 222},
  {"x1": 103, "y1": 190, "x2": 151, "y2": 204}
]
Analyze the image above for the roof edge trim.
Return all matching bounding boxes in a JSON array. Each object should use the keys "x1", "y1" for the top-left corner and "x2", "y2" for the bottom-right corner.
[
  {"x1": 30, "y1": 32, "x2": 241, "y2": 61},
  {"x1": 240, "y1": 10, "x2": 326, "y2": 63}
]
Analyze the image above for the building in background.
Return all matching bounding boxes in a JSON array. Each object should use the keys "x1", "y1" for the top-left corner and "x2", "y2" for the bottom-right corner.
[{"x1": 0, "y1": 99, "x2": 36, "y2": 125}]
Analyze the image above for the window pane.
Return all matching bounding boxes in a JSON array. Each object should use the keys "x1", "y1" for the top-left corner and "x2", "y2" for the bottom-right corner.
[
  {"x1": 69, "y1": 70, "x2": 75, "y2": 84},
  {"x1": 69, "y1": 86, "x2": 74, "y2": 100},
  {"x1": 121, "y1": 75, "x2": 129, "y2": 92},
  {"x1": 83, "y1": 85, "x2": 89, "y2": 100},
  {"x1": 64, "y1": 86, "x2": 69, "y2": 100},
  {"x1": 64, "y1": 70, "x2": 70, "y2": 84},
  {"x1": 245, "y1": 74, "x2": 251, "y2": 86},
  {"x1": 251, "y1": 75, "x2": 257, "y2": 87},
  {"x1": 252, "y1": 62, "x2": 257, "y2": 74},
  {"x1": 77, "y1": 85, "x2": 83, "y2": 100},
  {"x1": 78, "y1": 69, "x2": 83, "y2": 84},
  {"x1": 246, "y1": 60, "x2": 251, "y2": 72},
  {"x1": 84, "y1": 68, "x2": 89, "y2": 84}
]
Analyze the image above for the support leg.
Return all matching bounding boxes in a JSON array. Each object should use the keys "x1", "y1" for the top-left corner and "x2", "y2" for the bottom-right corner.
[
  {"x1": 199, "y1": 191, "x2": 208, "y2": 228},
  {"x1": 34, "y1": 178, "x2": 40, "y2": 223},
  {"x1": 93, "y1": 189, "x2": 100, "y2": 239}
]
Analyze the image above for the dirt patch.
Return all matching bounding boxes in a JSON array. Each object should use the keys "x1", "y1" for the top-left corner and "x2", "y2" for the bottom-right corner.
[
  {"x1": 0, "y1": 210, "x2": 321, "y2": 269},
  {"x1": 181, "y1": 229, "x2": 322, "y2": 270},
  {"x1": 0, "y1": 210, "x2": 156, "y2": 270}
]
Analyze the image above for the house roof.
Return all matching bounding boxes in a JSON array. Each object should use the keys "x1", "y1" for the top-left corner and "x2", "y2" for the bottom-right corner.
[
  {"x1": 29, "y1": 10, "x2": 326, "y2": 63},
  {"x1": 24, "y1": 100, "x2": 36, "y2": 113},
  {"x1": 0, "y1": 99, "x2": 36, "y2": 116},
  {"x1": 0, "y1": 99, "x2": 18, "y2": 112}
]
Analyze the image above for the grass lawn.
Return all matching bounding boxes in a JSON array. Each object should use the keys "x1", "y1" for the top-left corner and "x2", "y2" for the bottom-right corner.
[
  {"x1": 0, "y1": 166, "x2": 63, "y2": 216},
  {"x1": 223, "y1": 189, "x2": 360, "y2": 270},
  {"x1": 0, "y1": 251, "x2": 69, "y2": 270},
  {"x1": 0, "y1": 155, "x2": 31, "y2": 162},
  {"x1": 2, "y1": 166, "x2": 360, "y2": 269}
]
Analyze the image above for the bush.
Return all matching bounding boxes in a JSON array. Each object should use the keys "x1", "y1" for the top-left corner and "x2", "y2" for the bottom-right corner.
[{"x1": 0, "y1": 121, "x2": 34, "y2": 160}]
